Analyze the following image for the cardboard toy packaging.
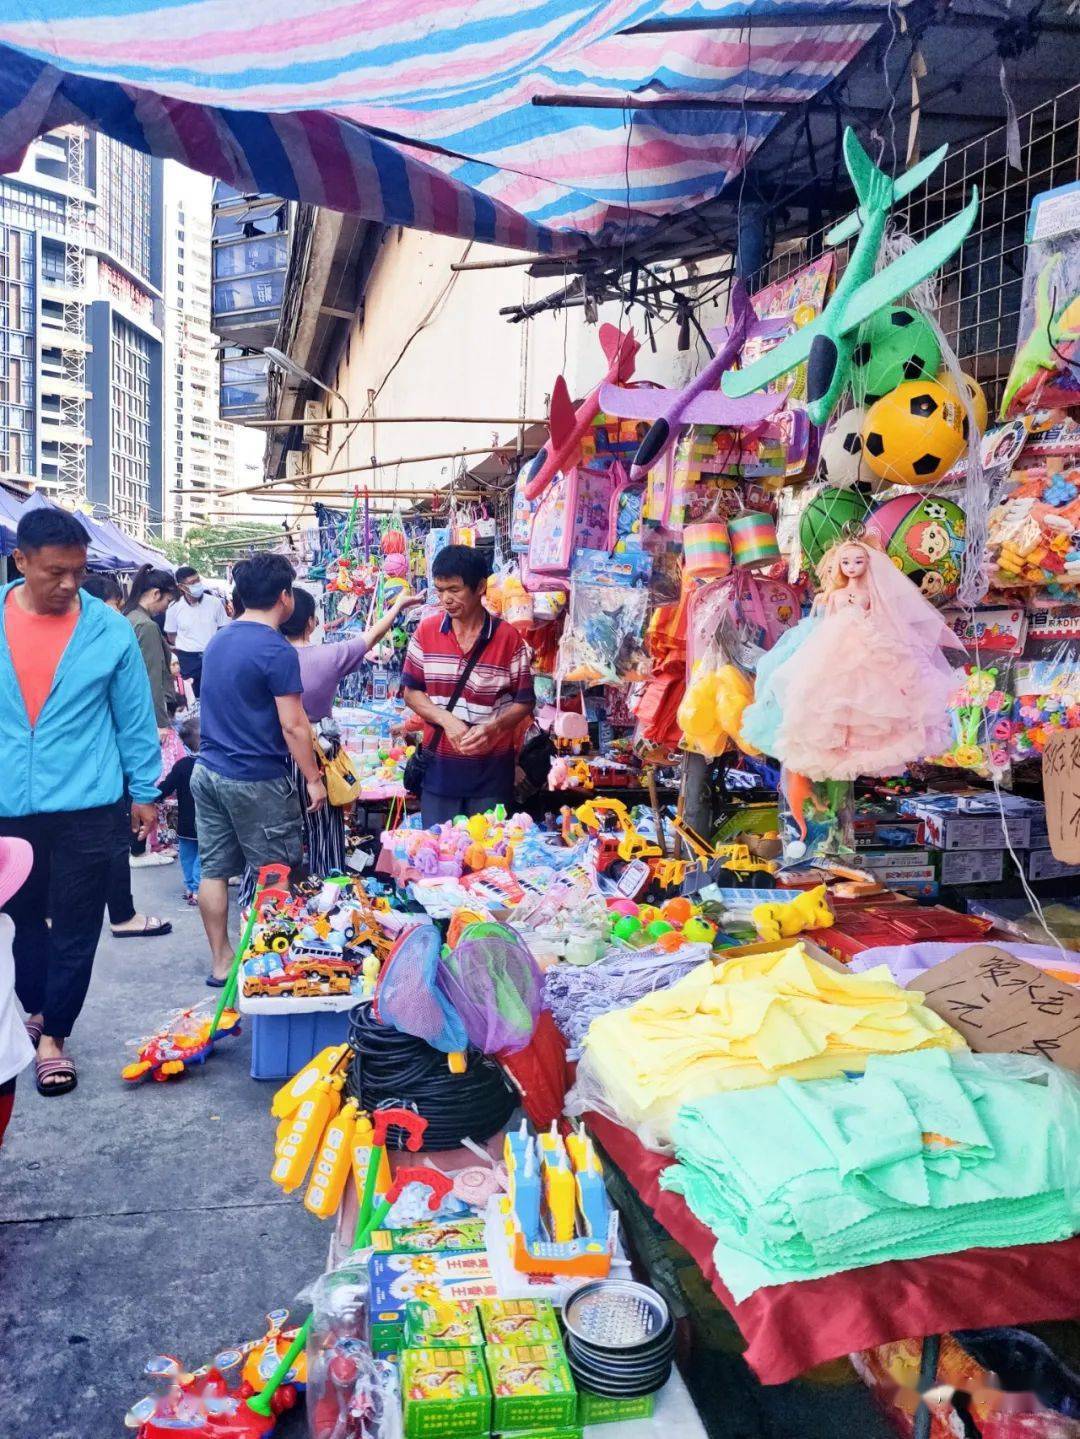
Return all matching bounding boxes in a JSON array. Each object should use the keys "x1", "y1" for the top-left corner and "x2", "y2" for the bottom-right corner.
[
  {"x1": 372, "y1": 1218, "x2": 487, "y2": 1254},
  {"x1": 478, "y1": 1298, "x2": 563, "y2": 1348},
  {"x1": 369, "y1": 1251, "x2": 497, "y2": 1352},
  {"x1": 401, "y1": 1346, "x2": 491, "y2": 1439},
  {"x1": 405, "y1": 1299, "x2": 485, "y2": 1350},
  {"x1": 485, "y1": 1342, "x2": 578, "y2": 1432},
  {"x1": 576, "y1": 1390, "x2": 657, "y2": 1425}
]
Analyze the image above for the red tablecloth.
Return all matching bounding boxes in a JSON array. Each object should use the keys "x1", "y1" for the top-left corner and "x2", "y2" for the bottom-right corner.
[{"x1": 587, "y1": 1111, "x2": 1080, "y2": 1386}]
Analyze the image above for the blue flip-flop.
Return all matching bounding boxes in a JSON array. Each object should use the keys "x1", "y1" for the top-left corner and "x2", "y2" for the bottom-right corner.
[{"x1": 205, "y1": 975, "x2": 226, "y2": 988}]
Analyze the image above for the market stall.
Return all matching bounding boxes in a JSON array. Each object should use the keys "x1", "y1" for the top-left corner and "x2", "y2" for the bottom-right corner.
[{"x1": 120, "y1": 77, "x2": 1080, "y2": 1439}]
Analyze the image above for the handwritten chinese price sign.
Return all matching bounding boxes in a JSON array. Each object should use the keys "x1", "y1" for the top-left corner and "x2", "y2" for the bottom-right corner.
[
  {"x1": 1043, "y1": 729, "x2": 1080, "y2": 863},
  {"x1": 914, "y1": 945, "x2": 1080, "y2": 1068}
]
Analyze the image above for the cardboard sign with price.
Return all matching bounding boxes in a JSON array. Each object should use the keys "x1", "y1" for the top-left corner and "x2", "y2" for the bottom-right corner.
[{"x1": 1042, "y1": 729, "x2": 1080, "y2": 863}]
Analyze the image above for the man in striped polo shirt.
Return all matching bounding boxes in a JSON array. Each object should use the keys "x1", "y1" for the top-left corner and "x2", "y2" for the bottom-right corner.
[{"x1": 402, "y1": 546, "x2": 534, "y2": 826}]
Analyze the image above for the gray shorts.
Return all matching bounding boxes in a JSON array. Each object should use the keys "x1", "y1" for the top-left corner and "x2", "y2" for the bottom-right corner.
[{"x1": 190, "y1": 763, "x2": 303, "y2": 882}]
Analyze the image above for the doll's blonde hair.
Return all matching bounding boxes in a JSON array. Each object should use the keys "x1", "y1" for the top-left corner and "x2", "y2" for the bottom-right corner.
[{"x1": 816, "y1": 533, "x2": 885, "y2": 596}]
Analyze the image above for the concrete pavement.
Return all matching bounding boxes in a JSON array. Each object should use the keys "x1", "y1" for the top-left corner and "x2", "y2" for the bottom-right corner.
[{"x1": 0, "y1": 861, "x2": 324, "y2": 1439}]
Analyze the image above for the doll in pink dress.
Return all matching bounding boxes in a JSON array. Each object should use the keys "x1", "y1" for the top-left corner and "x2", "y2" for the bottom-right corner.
[{"x1": 772, "y1": 537, "x2": 963, "y2": 780}]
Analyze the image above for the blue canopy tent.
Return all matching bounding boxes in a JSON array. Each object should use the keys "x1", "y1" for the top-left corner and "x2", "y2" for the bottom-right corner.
[{"x1": 17, "y1": 492, "x2": 152, "y2": 572}]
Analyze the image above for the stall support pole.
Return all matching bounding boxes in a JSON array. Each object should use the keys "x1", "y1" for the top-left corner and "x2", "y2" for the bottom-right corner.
[
  {"x1": 681, "y1": 753, "x2": 712, "y2": 866},
  {"x1": 912, "y1": 1333, "x2": 942, "y2": 1439},
  {"x1": 736, "y1": 203, "x2": 769, "y2": 281}
]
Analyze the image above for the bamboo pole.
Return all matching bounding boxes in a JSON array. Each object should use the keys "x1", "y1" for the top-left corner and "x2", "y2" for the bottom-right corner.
[
  {"x1": 212, "y1": 445, "x2": 525, "y2": 498},
  {"x1": 239, "y1": 413, "x2": 548, "y2": 428}
]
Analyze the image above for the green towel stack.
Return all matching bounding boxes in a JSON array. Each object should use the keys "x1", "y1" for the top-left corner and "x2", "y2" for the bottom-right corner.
[{"x1": 661, "y1": 1050, "x2": 1080, "y2": 1301}]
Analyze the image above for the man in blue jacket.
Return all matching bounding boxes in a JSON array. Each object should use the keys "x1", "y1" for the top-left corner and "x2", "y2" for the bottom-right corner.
[{"x1": 0, "y1": 508, "x2": 161, "y2": 1096}]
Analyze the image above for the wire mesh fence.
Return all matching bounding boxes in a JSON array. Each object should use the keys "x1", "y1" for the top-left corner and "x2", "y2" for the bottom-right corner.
[{"x1": 753, "y1": 83, "x2": 1080, "y2": 411}]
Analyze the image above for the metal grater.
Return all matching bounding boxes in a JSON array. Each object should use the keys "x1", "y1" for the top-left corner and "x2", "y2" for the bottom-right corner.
[{"x1": 563, "y1": 1281, "x2": 669, "y2": 1350}]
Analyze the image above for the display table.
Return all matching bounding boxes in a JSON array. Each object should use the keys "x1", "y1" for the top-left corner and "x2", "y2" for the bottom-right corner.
[{"x1": 587, "y1": 1112, "x2": 1080, "y2": 1386}]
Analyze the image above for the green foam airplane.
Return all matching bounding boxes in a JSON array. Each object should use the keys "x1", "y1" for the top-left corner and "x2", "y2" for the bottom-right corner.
[{"x1": 722, "y1": 128, "x2": 980, "y2": 427}]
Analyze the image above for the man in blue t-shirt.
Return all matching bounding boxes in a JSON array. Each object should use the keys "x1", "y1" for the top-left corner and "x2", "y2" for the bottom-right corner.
[{"x1": 192, "y1": 553, "x2": 326, "y2": 982}]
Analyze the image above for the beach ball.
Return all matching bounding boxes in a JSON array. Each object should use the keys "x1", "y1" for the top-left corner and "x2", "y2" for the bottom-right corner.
[
  {"x1": 818, "y1": 407, "x2": 872, "y2": 487},
  {"x1": 862, "y1": 380, "x2": 967, "y2": 487},
  {"x1": 867, "y1": 491, "x2": 966, "y2": 602},
  {"x1": 382, "y1": 553, "x2": 408, "y2": 578},
  {"x1": 937, "y1": 369, "x2": 989, "y2": 433},
  {"x1": 851, "y1": 306, "x2": 941, "y2": 405},
  {"x1": 381, "y1": 531, "x2": 406, "y2": 555},
  {"x1": 799, "y1": 485, "x2": 871, "y2": 571}
]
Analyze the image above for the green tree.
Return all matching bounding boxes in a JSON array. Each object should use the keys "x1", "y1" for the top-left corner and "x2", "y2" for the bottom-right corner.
[{"x1": 161, "y1": 522, "x2": 286, "y2": 577}]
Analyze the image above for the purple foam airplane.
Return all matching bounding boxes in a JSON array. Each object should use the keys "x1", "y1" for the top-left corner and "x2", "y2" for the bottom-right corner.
[{"x1": 600, "y1": 282, "x2": 790, "y2": 482}]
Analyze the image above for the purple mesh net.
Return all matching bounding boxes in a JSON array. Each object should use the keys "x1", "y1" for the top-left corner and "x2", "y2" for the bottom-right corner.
[
  {"x1": 373, "y1": 922, "x2": 468, "y2": 1054},
  {"x1": 437, "y1": 921, "x2": 542, "y2": 1055}
]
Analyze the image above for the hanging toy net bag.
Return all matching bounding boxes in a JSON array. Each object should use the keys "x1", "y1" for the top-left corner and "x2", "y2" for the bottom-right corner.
[
  {"x1": 437, "y1": 921, "x2": 542, "y2": 1055},
  {"x1": 372, "y1": 922, "x2": 468, "y2": 1054}
]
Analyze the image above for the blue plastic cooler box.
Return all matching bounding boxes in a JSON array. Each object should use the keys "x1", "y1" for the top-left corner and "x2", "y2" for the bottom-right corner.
[{"x1": 249, "y1": 1008, "x2": 352, "y2": 1080}]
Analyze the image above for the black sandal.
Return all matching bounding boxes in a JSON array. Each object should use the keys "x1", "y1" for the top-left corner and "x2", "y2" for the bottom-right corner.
[{"x1": 35, "y1": 1054, "x2": 77, "y2": 1097}]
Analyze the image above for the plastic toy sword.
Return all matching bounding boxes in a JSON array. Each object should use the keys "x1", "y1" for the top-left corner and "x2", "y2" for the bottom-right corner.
[
  {"x1": 722, "y1": 128, "x2": 979, "y2": 427},
  {"x1": 523, "y1": 324, "x2": 640, "y2": 501},
  {"x1": 600, "y1": 280, "x2": 789, "y2": 481}
]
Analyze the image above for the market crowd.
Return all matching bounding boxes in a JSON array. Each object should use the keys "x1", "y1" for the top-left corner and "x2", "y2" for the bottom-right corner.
[{"x1": 0, "y1": 518, "x2": 531, "y2": 1110}]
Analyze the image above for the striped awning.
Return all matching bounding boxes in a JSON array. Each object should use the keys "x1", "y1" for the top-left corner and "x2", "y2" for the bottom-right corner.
[{"x1": 0, "y1": 2, "x2": 884, "y2": 253}]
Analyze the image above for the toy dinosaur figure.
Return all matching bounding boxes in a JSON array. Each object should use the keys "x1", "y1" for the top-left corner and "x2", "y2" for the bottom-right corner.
[{"x1": 722, "y1": 129, "x2": 979, "y2": 426}]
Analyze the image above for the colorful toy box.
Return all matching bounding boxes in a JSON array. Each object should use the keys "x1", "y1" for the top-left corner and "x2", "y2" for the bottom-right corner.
[
  {"x1": 484, "y1": 1342, "x2": 578, "y2": 1432},
  {"x1": 372, "y1": 1218, "x2": 487, "y2": 1255},
  {"x1": 369, "y1": 1252, "x2": 497, "y2": 1352},
  {"x1": 576, "y1": 1391, "x2": 657, "y2": 1425},
  {"x1": 401, "y1": 1346, "x2": 491, "y2": 1439},
  {"x1": 405, "y1": 1300, "x2": 485, "y2": 1350},
  {"x1": 478, "y1": 1298, "x2": 562, "y2": 1348}
]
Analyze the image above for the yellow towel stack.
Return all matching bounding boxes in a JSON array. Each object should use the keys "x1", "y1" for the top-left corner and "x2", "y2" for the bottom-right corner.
[{"x1": 571, "y1": 943, "x2": 965, "y2": 1149}]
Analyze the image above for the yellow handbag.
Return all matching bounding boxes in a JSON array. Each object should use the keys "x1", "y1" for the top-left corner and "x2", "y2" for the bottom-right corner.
[{"x1": 314, "y1": 735, "x2": 360, "y2": 807}]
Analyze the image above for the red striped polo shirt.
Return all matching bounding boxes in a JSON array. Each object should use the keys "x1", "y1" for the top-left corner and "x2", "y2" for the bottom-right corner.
[{"x1": 401, "y1": 611, "x2": 534, "y2": 798}]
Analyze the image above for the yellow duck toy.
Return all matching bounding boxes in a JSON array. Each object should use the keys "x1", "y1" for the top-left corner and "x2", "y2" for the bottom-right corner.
[{"x1": 752, "y1": 884, "x2": 834, "y2": 942}]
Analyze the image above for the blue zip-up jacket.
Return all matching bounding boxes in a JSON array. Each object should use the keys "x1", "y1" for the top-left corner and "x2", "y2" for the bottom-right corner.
[{"x1": 0, "y1": 580, "x2": 161, "y2": 817}]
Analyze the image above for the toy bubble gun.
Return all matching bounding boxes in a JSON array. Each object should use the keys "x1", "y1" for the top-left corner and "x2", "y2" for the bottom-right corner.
[
  {"x1": 349, "y1": 1108, "x2": 391, "y2": 1221},
  {"x1": 566, "y1": 1123, "x2": 608, "y2": 1241},
  {"x1": 304, "y1": 1097, "x2": 360, "y2": 1219},
  {"x1": 270, "y1": 1068, "x2": 347, "y2": 1194},
  {"x1": 539, "y1": 1123, "x2": 575, "y2": 1244},
  {"x1": 504, "y1": 1118, "x2": 542, "y2": 1243},
  {"x1": 249, "y1": 1157, "x2": 448, "y2": 1425},
  {"x1": 210, "y1": 863, "x2": 292, "y2": 1041},
  {"x1": 271, "y1": 1044, "x2": 352, "y2": 1119}
]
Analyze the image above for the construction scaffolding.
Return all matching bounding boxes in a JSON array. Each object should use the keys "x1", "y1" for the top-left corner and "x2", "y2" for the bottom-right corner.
[{"x1": 56, "y1": 124, "x2": 87, "y2": 501}]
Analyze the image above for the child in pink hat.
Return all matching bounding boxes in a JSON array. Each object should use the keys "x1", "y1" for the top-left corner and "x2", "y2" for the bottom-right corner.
[{"x1": 0, "y1": 837, "x2": 34, "y2": 1143}]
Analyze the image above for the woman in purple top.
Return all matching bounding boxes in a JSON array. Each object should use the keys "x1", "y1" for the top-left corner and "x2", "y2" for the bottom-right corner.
[{"x1": 279, "y1": 587, "x2": 422, "y2": 873}]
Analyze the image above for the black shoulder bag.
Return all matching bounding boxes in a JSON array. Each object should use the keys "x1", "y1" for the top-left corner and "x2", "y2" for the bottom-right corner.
[{"x1": 402, "y1": 620, "x2": 498, "y2": 797}]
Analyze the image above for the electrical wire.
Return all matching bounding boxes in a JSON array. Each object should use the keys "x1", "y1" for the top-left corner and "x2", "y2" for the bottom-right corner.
[{"x1": 346, "y1": 1002, "x2": 517, "y2": 1151}]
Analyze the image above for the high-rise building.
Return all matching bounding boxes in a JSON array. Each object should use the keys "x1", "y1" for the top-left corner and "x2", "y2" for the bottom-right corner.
[
  {"x1": 162, "y1": 165, "x2": 267, "y2": 537},
  {"x1": 0, "y1": 126, "x2": 165, "y2": 536}
]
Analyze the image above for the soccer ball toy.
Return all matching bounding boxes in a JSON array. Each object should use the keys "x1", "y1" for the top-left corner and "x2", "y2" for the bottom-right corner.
[
  {"x1": 818, "y1": 407, "x2": 872, "y2": 487},
  {"x1": 937, "y1": 369, "x2": 989, "y2": 433},
  {"x1": 800, "y1": 486, "x2": 871, "y2": 572},
  {"x1": 850, "y1": 306, "x2": 941, "y2": 405},
  {"x1": 862, "y1": 380, "x2": 967, "y2": 487}
]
